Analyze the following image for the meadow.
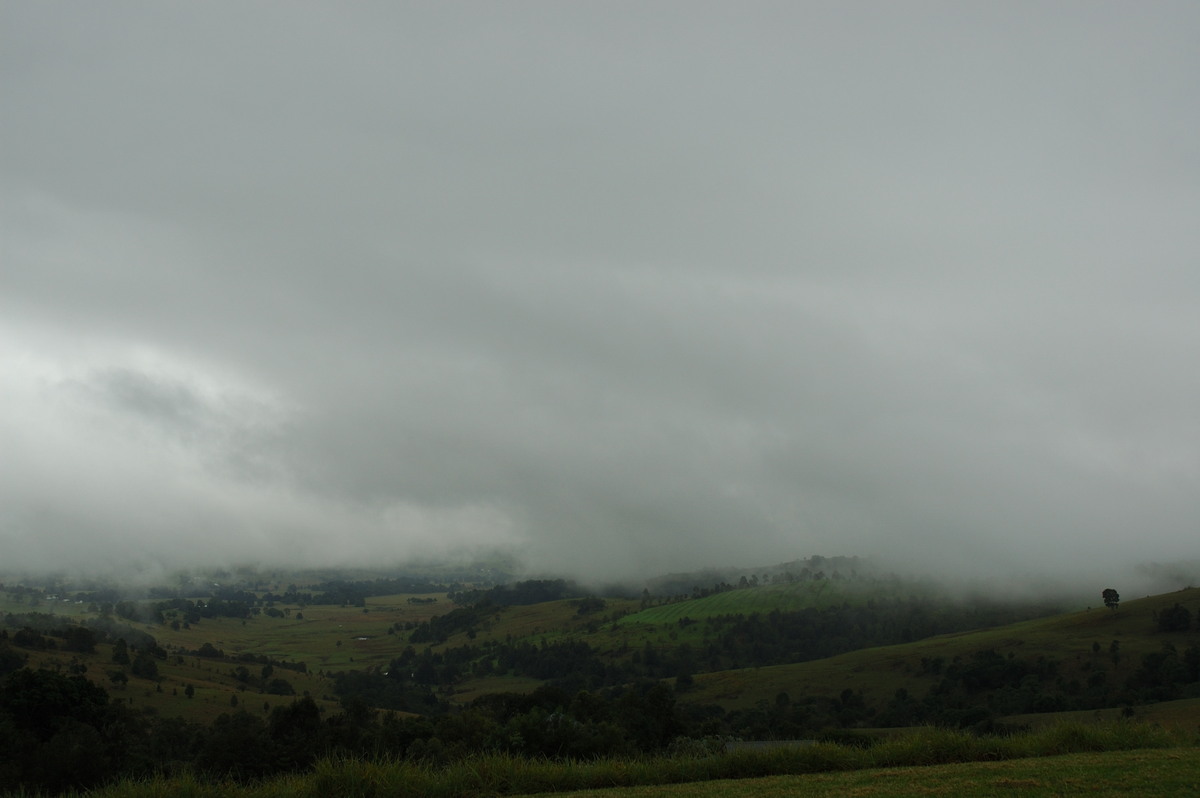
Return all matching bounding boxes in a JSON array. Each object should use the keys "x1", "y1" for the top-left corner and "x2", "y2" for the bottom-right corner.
[
  {"x1": 32, "y1": 722, "x2": 1199, "y2": 798},
  {"x1": 3, "y1": 570, "x2": 1200, "y2": 796},
  {"x1": 620, "y1": 579, "x2": 856, "y2": 625},
  {"x1": 0, "y1": 590, "x2": 454, "y2": 723},
  {"x1": 4, "y1": 581, "x2": 1198, "y2": 727},
  {"x1": 680, "y1": 587, "x2": 1200, "y2": 719}
]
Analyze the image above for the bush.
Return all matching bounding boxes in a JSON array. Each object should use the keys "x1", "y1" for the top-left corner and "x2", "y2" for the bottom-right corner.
[{"x1": 1156, "y1": 604, "x2": 1193, "y2": 633}]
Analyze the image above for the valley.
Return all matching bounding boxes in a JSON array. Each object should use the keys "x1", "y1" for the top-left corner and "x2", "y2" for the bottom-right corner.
[{"x1": 2, "y1": 561, "x2": 1198, "y2": 794}]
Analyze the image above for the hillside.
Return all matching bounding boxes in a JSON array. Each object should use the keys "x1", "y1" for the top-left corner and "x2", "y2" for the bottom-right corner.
[
  {"x1": 681, "y1": 587, "x2": 1200, "y2": 730},
  {"x1": 2, "y1": 575, "x2": 1197, "y2": 732},
  {"x1": 2, "y1": 571, "x2": 1199, "y2": 795}
]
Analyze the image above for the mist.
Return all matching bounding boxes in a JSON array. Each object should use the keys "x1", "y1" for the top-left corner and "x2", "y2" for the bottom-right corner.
[{"x1": 3, "y1": 3, "x2": 1198, "y2": 592}]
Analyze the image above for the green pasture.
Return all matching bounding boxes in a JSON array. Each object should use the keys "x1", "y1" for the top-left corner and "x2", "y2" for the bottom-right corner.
[
  {"x1": 449, "y1": 598, "x2": 643, "y2": 645},
  {"x1": 620, "y1": 580, "x2": 854, "y2": 627},
  {"x1": 1003, "y1": 697, "x2": 1200, "y2": 734},
  {"x1": 46, "y1": 722, "x2": 1200, "y2": 798},
  {"x1": 5, "y1": 582, "x2": 1198, "y2": 724},
  {"x1": 682, "y1": 588, "x2": 1200, "y2": 713},
  {"x1": 452, "y1": 674, "x2": 547, "y2": 703},
  {"x1": 526, "y1": 749, "x2": 1200, "y2": 797},
  {"x1": 1, "y1": 591, "x2": 458, "y2": 722},
  {"x1": 0, "y1": 593, "x2": 94, "y2": 618},
  {"x1": 17, "y1": 640, "x2": 340, "y2": 724},
  {"x1": 416, "y1": 597, "x2": 648, "y2": 663},
  {"x1": 165, "y1": 604, "x2": 414, "y2": 671}
]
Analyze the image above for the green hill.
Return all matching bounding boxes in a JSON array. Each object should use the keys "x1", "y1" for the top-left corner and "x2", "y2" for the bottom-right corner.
[
  {"x1": 3, "y1": 575, "x2": 1197, "y2": 730},
  {"x1": 3, "y1": 571, "x2": 1199, "y2": 795},
  {"x1": 681, "y1": 587, "x2": 1200, "y2": 729}
]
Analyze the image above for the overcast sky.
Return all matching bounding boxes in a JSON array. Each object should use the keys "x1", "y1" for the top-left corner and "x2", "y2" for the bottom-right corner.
[{"x1": 3, "y1": 2, "x2": 1198, "y2": 588}]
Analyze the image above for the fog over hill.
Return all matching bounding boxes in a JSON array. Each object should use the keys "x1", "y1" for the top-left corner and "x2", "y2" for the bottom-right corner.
[{"x1": 3, "y1": 3, "x2": 1199, "y2": 588}]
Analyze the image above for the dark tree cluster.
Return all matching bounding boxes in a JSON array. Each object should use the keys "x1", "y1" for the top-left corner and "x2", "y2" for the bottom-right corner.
[
  {"x1": 673, "y1": 598, "x2": 1057, "y2": 674},
  {"x1": 350, "y1": 596, "x2": 1089, "y2": 709},
  {"x1": 1126, "y1": 643, "x2": 1200, "y2": 702},
  {"x1": 408, "y1": 603, "x2": 499, "y2": 644},
  {"x1": 286, "y1": 577, "x2": 451, "y2": 607},
  {"x1": 868, "y1": 641, "x2": 1200, "y2": 729},
  {"x1": 448, "y1": 579, "x2": 582, "y2": 607},
  {"x1": 155, "y1": 597, "x2": 251, "y2": 624},
  {"x1": 1154, "y1": 603, "x2": 1194, "y2": 633},
  {"x1": 3, "y1": 612, "x2": 157, "y2": 652},
  {"x1": 0, "y1": 668, "x2": 130, "y2": 793},
  {"x1": 0, "y1": 645, "x2": 26, "y2": 676}
]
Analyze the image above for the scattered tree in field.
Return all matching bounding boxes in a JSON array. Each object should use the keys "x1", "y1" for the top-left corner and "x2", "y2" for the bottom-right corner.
[
  {"x1": 1102, "y1": 588, "x2": 1120, "y2": 610},
  {"x1": 197, "y1": 642, "x2": 223, "y2": 658},
  {"x1": 130, "y1": 652, "x2": 159, "y2": 680}
]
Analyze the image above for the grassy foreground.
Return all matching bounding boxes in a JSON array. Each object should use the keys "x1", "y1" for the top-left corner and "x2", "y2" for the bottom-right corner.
[
  {"x1": 531, "y1": 749, "x2": 1200, "y2": 797},
  {"x1": 34, "y1": 722, "x2": 1198, "y2": 798}
]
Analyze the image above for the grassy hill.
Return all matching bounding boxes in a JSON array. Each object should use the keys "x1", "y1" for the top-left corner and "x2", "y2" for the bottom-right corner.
[
  {"x1": 3, "y1": 572, "x2": 1199, "y2": 796},
  {"x1": 2, "y1": 576, "x2": 1197, "y2": 728},
  {"x1": 621, "y1": 578, "x2": 858, "y2": 624},
  {"x1": 681, "y1": 587, "x2": 1200, "y2": 726},
  {"x1": 0, "y1": 589, "x2": 456, "y2": 723}
]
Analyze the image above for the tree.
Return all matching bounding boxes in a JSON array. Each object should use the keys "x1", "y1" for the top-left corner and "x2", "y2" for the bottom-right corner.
[
  {"x1": 197, "y1": 642, "x2": 223, "y2": 658},
  {"x1": 0, "y1": 643, "x2": 27, "y2": 675},
  {"x1": 1102, "y1": 588, "x2": 1120, "y2": 610},
  {"x1": 130, "y1": 652, "x2": 159, "y2": 680},
  {"x1": 1156, "y1": 603, "x2": 1192, "y2": 633},
  {"x1": 265, "y1": 678, "x2": 295, "y2": 696},
  {"x1": 60, "y1": 626, "x2": 97, "y2": 653},
  {"x1": 0, "y1": 668, "x2": 115, "y2": 792}
]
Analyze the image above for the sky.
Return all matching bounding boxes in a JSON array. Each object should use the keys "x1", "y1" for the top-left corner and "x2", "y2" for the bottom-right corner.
[{"x1": 3, "y1": 2, "x2": 1198, "y2": 588}]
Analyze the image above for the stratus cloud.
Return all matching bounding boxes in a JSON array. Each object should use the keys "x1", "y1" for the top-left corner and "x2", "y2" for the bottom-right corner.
[
  {"x1": 0, "y1": 332, "x2": 522, "y2": 576},
  {"x1": 3, "y1": 3, "x2": 1199, "y2": 589}
]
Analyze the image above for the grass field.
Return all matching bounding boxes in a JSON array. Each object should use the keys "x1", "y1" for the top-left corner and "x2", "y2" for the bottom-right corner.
[
  {"x1": 4, "y1": 584, "x2": 1199, "y2": 725},
  {"x1": 526, "y1": 749, "x2": 1200, "y2": 797},
  {"x1": 48, "y1": 723, "x2": 1200, "y2": 798},
  {"x1": 0, "y1": 591, "x2": 458, "y2": 723},
  {"x1": 680, "y1": 587, "x2": 1200, "y2": 716},
  {"x1": 620, "y1": 580, "x2": 857, "y2": 626},
  {"x1": 1003, "y1": 697, "x2": 1200, "y2": 732}
]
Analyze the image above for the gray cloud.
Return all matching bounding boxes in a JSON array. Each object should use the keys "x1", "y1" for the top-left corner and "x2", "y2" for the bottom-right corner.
[{"x1": 3, "y1": 2, "x2": 1198, "y2": 587}]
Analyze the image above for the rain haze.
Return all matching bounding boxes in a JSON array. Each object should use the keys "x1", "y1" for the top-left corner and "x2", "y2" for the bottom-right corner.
[{"x1": 3, "y1": 3, "x2": 1198, "y2": 591}]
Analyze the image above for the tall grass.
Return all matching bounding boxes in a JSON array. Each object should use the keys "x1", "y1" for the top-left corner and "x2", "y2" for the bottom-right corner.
[{"x1": 32, "y1": 721, "x2": 1188, "y2": 798}]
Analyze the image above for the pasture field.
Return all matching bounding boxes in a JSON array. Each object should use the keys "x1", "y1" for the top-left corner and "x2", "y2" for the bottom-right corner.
[
  {"x1": 0, "y1": 591, "x2": 454, "y2": 670},
  {"x1": 525, "y1": 749, "x2": 1200, "y2": 798},
  {"x1": 160, "y1": 593, "x2": 452, "y2": 671},
  {"x1": 620, "y1": 579, "x2": 855, "y2": 626},
  {"x1": 1, "y1": 591, "x2": 459, "y2": 723},
  {"x1": 49, "y1": 723, "x2": 1200, "y2": 798},
  {"x1": 0, "y1": 594, "x2": 94, "y2": 619},
  {"x1": 434, "y1": 598, "x2": 642, "y2": 648},
  {"x1": 681, "y1": 588, "x2": 1200, "y2": 715},
  {"x1": 1003, "y1": 697, "x2": 1200, "y2": 732},
  {"x1": 5, "y1": 582, "x2": 1199, "y2": 725},
  {"x1": 18, "y1": 641, "x2": 339, "y2": 724}
]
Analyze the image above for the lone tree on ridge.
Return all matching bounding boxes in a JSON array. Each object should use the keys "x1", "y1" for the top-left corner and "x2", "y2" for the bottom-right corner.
[{"x1": 1102, "y1": 588, "x2": 1120, "y2": 610}]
